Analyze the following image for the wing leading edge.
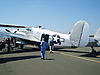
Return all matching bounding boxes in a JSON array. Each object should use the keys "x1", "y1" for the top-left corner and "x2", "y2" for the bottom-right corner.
[{"x1": 0, "y1": 24, "x2": 26, "y2": 28}]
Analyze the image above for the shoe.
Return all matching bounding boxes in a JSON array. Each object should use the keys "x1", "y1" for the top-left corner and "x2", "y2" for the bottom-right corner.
[
  {"x1": 41, "y1": 58, "x2": 45, "y2": 60},
  {"x1": 50, "y1": 51, "x2": 53, "y2": 53}
]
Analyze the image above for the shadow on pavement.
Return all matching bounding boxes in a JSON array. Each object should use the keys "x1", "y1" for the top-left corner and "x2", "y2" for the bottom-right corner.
[
  {"x1": 45, "y1": 58, "x2": 55, "y2": 60},
  {"x1": 54, "y1": 48, "x2": 89, "y2": 53},
  {"x1": 80, "y1": 51, "x2": 100, "y2": 58},
  {"x1": 0, "y1": 55, "x2": 40, "y2": 64},
  {"x1": 54, "y1": 48, "x2": 100, "y2": 58},
  {"x1": 0, "y1": 47, "x2": 40, "y2": 55}
]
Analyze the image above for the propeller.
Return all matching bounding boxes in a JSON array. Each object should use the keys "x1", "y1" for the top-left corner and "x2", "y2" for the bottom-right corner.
[
  {"x1": 5, "y1": 29, "x2": 19, "y2": 33},
  {"x1": 14, "y1": 29, "x2": 19, "y2": 33}
]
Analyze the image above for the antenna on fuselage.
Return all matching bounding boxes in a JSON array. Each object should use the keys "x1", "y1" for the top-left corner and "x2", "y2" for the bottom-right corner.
[{"x1": 39, "y1": 26, "x2": 42, "y2": 28}]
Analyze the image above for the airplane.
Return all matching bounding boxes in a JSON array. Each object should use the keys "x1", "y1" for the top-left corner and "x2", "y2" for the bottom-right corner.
[
  {"x1": 0, "y1": 20, "x2": 89, "y2": 49},
  {"x1": 88, "y1": 28, "x2": 100, "y2": 47}
]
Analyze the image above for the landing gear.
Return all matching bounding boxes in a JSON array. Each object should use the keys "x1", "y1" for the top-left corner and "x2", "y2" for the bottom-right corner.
[
  {"x1": 90, "y1": 46, "x2": 97, "y2": 56},
  {"x1": 19, "y1": 44, "x2": 24, "y2": 49}
]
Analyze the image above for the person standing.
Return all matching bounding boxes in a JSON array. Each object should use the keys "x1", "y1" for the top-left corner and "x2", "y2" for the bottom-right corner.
[
  {"x1": 40, "y1": 38, "x2": 48, "y2": 60},
  {"x1": 49, "y1": 38, "x2": 54, "y2": 53},
  {"x1": 5, "y1": 38, "x2": 11, "y2": 52},
  {"x1": 90, "y1": 46, "x2": 96, "y2": 56},
  {"x1": 11, "y1": 37, "x2": 14, "y2": 50}
]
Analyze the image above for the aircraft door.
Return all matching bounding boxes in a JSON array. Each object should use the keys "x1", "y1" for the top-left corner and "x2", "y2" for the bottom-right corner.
[{"x1": 41, "y1": 34, "x2": 49, "y2": 42}]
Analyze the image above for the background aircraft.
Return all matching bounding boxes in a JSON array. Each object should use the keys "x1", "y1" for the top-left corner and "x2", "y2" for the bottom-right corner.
[
  {"x1": 94, "y1": 28, "x2": 100, "y2": 46},
  {"x1": 87, "y1": 28, "x2": 100, "y2": 47},
  {"x1": 0, "y1": 21, "x2": 89, "y2": 48}
]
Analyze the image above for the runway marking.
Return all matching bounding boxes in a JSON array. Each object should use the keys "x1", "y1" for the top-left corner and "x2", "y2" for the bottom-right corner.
[{"x1": 56, "y1": 52, "x2": 100, "y2": 64}]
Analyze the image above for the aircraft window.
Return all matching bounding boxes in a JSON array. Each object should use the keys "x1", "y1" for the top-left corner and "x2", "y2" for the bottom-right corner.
[{"x1": 26, "y1": 28, "x2": 32, "y2": 31}]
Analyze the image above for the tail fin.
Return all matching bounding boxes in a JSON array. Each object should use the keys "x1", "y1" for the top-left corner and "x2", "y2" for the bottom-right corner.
[{"x1": 70, "y1": 21, "x2": 89, "y2": 47}]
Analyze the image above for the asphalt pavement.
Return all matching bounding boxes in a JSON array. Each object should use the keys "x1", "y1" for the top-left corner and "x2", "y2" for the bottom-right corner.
[{"x1": 0, "y1": 47, "x2": 100, "y2": 75}]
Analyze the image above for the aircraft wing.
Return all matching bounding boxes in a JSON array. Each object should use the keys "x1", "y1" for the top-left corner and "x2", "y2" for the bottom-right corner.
[
  {"x1": 0, "y1": 29, "x2": 40, "y2": 45},
  {"x1": 0, "y1": 24, "x2": 26, "y2": 28},
  {"x1": 11, "y1": 33, "x2": 40, "y2": 42},
  {"x1": 11, "y1": 33, "x2": 40, "y2": 45},
  {"x1": 0, "y1": 23, "x2": 41, "y2": 46}
]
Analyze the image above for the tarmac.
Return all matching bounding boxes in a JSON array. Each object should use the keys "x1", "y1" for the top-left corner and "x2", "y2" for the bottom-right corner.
[{"x1": 0, "y1": 46, "x2": 100, "y2": 75}]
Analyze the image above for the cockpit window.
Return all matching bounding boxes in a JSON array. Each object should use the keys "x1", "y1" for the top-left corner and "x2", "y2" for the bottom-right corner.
[{"x1": 26, "y1": 28, "x2": 32, "y2": 31}]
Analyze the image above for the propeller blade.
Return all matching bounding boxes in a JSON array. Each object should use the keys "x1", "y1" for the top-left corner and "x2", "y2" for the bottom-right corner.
[
  {"x1": 14, "y1": 29, "x2": 19, "y2": 33},
  {"x1": 5, "y1": 29, "x2": 11, "y2": 32}
]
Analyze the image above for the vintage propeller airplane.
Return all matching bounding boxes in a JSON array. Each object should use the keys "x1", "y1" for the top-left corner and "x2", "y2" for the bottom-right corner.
[
  {"x1": 0, "y1": 20, "x2": 89, "y2": 49},
  {"x1": 93, "y1": 28, "x2": 100, "y2": 46}
]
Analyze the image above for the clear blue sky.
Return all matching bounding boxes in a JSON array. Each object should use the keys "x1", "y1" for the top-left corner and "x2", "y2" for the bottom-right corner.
[{"x1": 0, "y1": 0, "x2": 100, "y2": 34}]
